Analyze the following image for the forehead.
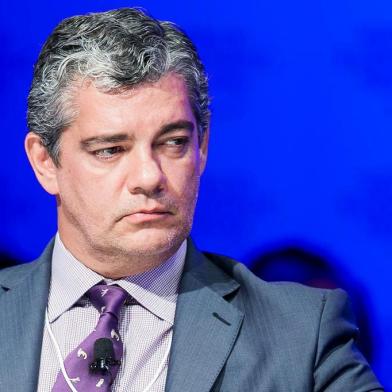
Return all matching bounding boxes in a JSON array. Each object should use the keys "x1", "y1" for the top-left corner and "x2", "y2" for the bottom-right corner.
[{"x1": 68, "y1": 73, "x2": 196, "y2": 137}]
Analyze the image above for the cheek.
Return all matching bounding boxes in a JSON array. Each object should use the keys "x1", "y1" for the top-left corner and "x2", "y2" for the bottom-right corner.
[
  {"x1": 170, "y1": 169, "x2": 200, "y2": 222},
  {"x1": 57, "y1": 166, "x2": 112, "y2": 212},
  {"x1": 166, "y1": 160, "x2": 200, "y2": 198}
]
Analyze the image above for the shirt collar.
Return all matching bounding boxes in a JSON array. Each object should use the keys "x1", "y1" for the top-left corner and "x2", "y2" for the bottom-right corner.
[{"x1": 48, "y1": 233, "x2": 187, "y2": 325}]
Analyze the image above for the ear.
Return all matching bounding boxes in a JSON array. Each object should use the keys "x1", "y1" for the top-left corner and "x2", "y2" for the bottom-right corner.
[
  {"x1": 199, "y1": 127, "x2": 209, "y2": 175},
  {"x1": 25, "y1": 132, "x2": 59, "y2": 195}
]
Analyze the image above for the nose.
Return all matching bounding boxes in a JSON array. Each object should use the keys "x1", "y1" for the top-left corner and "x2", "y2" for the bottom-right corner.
[{"x1": 126, "y1": 146, "x2": 165, "y2": 197}]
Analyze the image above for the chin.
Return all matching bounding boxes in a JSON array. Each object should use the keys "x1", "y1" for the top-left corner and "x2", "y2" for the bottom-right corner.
[{"x1": 115, "y1": 228, "x2": 187, "y2": 257}]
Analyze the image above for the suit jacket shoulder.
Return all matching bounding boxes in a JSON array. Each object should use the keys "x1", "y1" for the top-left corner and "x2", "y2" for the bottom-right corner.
[
  {"x1": 0, "y1": 240, "x2": 53, "y2": 290},
  {"x1": 193, "y1": 249, "x2": 384, "y2": 391},
  {"x1": 0, "y1": 258, "x2": 46, "y2": 288},
  {"x1": 0, "y1": 242, "x2": 52, "y2": 392}
]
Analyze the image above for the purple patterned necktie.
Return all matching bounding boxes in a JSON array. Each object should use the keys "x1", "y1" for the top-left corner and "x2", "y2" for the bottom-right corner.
[{"x1": 52, "y1": 284, "x2": 128, "y2": 391}]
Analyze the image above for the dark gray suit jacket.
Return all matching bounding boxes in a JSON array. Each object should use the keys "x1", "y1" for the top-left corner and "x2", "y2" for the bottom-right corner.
[{"x1": 0, "y1": 240, "x2": 383, "y2": 391}]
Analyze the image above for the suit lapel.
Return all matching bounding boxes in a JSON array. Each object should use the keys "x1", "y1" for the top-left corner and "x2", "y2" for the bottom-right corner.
[
  {"x1": 0, "y1": 242, "x2": 52, "y2": 392},
  {"x1": 165, "y1": 241, "x2": 244, "y2": 392}
]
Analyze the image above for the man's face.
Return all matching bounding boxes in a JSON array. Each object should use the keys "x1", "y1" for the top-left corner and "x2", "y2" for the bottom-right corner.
[{"x1": 49, "y1": 73, "x2": 208, "y2": 271}]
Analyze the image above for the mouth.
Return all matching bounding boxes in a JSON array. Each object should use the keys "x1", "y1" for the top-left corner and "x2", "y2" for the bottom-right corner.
[
  {"x1": 136, "y1": 208, "x2": 171, "y2": 214},
  {"x1": 121, "y1": 208, "x2": 173, "y2": 224}
]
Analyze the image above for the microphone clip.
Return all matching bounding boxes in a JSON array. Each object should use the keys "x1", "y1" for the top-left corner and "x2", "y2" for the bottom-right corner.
[
  {"x1": 89, "y1": 337, "x2": 121, "y2": 378},
  {"x1": 89, "y1": 357, "x2": 121, "y2": 375}
]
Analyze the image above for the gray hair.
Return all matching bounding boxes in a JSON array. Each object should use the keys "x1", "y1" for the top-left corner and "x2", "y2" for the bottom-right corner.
[{"x1": 27, "y1": 7, "x2": 210, "y2": 165}]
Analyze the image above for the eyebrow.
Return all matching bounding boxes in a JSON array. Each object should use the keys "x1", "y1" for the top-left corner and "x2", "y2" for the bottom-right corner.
[
  {"x1": 80, "y1": 133, "x2": 130, "y2": 147},
  {"x1": 159, "y1": 120, "x2": 195, "y2": 136},
  {"x1": 80, "y1": 120, "x2": 195, "y2": 148}
]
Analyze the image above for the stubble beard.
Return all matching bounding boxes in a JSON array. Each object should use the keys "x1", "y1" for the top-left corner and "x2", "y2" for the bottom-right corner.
[{"x1": 61, "y1": 175, "x2": 200, "y2": 272}]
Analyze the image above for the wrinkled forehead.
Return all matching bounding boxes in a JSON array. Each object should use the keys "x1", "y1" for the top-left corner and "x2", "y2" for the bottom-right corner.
[
  {"x1": 61, "y1": 73, "x2": 198, "y2": 140},
  {"x1": 63, "y1": 72, "x2": 200, "y2": 132}
]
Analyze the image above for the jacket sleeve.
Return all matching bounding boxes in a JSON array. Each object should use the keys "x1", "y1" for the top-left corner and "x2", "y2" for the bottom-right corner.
[{"x1": 313, "y1": 288, "x2": 384, "y2": 391}]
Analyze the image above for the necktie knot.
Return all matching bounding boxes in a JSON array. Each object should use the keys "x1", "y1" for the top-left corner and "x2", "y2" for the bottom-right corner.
[
  {"x1": 88, "y1": 284, "x2": 128, "y2": 319},
  {"x1": 52, "y1": 284, "x2": 128, "y2": 391}
]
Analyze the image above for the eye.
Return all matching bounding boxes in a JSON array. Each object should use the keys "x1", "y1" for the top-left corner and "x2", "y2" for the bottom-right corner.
[
  {"x1": 163, "y1": 137, "x2": 189, "y2": 148},
  {"x1": 93, "y1": 146, "x2": 124, "y2": 159}
]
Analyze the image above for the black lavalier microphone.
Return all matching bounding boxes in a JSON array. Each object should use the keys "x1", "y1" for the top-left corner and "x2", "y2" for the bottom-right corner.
[{"x1": 89, "y1": 338, "x2": 121, "y2": 382}]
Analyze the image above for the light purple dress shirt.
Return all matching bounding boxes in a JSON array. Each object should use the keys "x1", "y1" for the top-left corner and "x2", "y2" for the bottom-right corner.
[{"x1": 37, "y1": 234, "x2": 186, "y2": 391}]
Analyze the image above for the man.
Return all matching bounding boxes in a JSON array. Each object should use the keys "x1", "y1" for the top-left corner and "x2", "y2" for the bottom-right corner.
[{"x1": 0, "y1": 7, "x2": 383, "y2": 392}]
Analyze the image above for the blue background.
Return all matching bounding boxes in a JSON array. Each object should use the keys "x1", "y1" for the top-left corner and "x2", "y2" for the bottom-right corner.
[{"x1": 1, "y1": 0, "x2": 390, "y2": 387}]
